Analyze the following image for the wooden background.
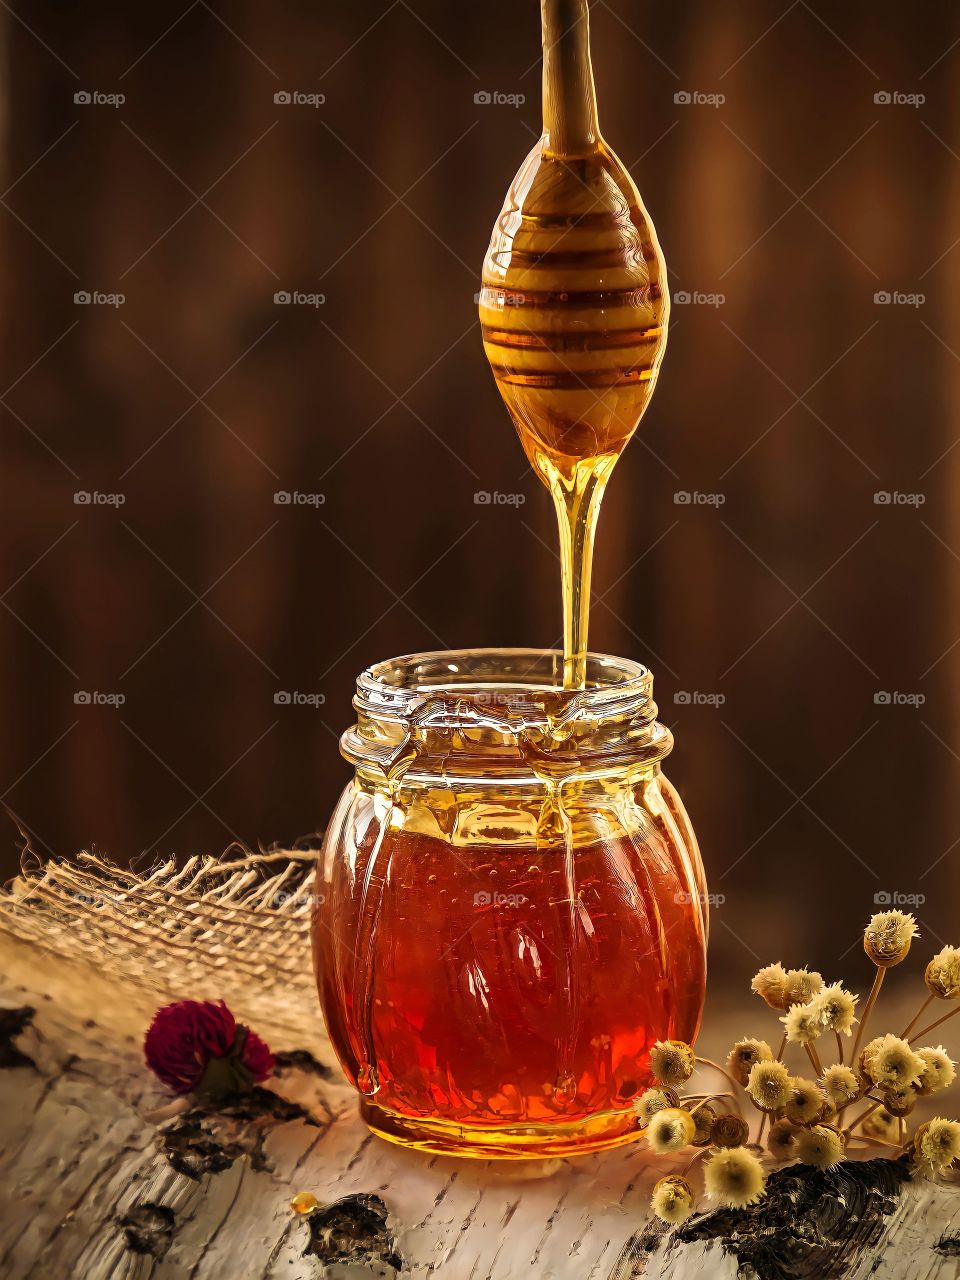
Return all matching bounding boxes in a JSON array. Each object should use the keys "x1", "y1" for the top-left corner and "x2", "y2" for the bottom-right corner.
[{"x1": 2, "y1": 0, "x2": 959, "y2": 988}]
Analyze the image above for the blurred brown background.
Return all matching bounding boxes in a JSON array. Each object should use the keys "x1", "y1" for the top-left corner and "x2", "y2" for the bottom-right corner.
[{"x1": 2, "y1": 0, "x2": 959, "y2": 985}]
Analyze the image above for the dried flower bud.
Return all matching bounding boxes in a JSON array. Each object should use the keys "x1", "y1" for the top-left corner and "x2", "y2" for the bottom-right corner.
[
  {"x1": 635, "y1": 1086, "x2": 680, "y2": 1124},
  {"x1": 747, "y1": 1059, "x2": 793, "y2": 1111},
  {"x1": 796, "y1": 1124, "x2": 845, "y2": 1170},
  {"x1": 861, "y1": 1106, "x2": 899, "y2": 1142},
  {"x1": 882, "y1": 1084, "x2": 918, "y2": 1117},
  {"x1": 816, "y1": 983, "x2": 859, "y2": 1036},
  {"x1": 784, "y1": 1077, "x2": 825, "y2": 1125},
  {"x1": 913, "y1": 1118, "x2": 960, "y2": 1176},
  {"x1": 647, "y1": 1107, "x2": 696, "y2": 1153},
  {"x1": 751, "y1": 963, "x2": 790, "y2": 1010},
  {"x1": 863, "y1": 911, "x2": 918, "y2": 968},
  {"x1": 863, "y1": 1035, "x2": 925, "y2": 1090},
  {"x1": 650, "y1": 1175, "x2": 695, "y2": 1224},
  {"x1": 712, "y1": 1113, "x2": 750, "y2": 1148},
  {"x1": 783, "y1": 969, "x2": 824, "y2": 1006},
  {"x1": 649, "y1": 1039, "x2": 695, "y2": 1087},
  {"x1": 703, "y1": 1146, "x2": 766, "y2": 1208},
  {"x1": 691, "y1": 1102, "x2": 717, "y2": 1147},
  {"x1": 924, "y1": 946, "x2": 960, "y2": 1000},
  {"x1": 144, "y1": 999, "x2": 273, "y2": 1097},
  {"x1": 767, "y1": 1118, "x2": 798, "y2": 1162},
  {"x1": 916, "y1": 1046, "x2": 957, "y2": 1095},
  {"x1": 781, "y1": 1001, "x2": 826, "y2": 1045},
  {"x1": 727, "y1": 1038, "x2": 774, "y2": 1086},
  {"x1": 821, "y1": 1064, "x2": 861, "y2": 1109}
]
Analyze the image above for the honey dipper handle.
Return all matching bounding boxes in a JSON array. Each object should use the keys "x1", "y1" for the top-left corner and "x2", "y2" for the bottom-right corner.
[{"x1": 541, "y1": 0, "x2": 601, "y2": 156}]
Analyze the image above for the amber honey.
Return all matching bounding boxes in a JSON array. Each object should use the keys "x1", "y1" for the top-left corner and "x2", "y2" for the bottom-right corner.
[
  {"x1": 480, "y1": 0, "x2": 669, "y2": 688},
  {"x1": 313, "y1": 651, "x2": 707, "y2": 1158},
  {"x1": 316, "y1": 826, "x2": 704, "y2": 1156}
]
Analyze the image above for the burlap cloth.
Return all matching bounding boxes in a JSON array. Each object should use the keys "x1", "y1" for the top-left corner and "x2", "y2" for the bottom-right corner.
[{"x1": 0, "y1": 849, "x2": 324, "y2": 1049}]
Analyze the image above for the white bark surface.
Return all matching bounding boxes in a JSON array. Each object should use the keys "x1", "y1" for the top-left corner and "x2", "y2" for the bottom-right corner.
[{"x1": 1, "y1": 935, "x2": 958, "y2": 1279}]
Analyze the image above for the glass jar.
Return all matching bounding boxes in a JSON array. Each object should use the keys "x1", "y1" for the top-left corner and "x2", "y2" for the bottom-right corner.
[{"x1": 313, "y1": 648, "x2": 707, "y2": 1158}]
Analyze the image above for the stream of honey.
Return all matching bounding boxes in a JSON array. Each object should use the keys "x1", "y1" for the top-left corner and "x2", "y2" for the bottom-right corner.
[{"x1": 480, "y1": 0, "x2": 669, "y2": 688}]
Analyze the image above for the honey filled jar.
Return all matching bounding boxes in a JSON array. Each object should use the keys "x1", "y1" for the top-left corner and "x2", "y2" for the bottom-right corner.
[{"x1": 313, "y1": 649, "x2": 707, "y2": 1158}]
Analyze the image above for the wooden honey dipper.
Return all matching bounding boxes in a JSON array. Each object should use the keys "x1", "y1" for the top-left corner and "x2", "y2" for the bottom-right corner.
[{"x1": 479, "y1": 0, "x2": 669, "y2": 689}]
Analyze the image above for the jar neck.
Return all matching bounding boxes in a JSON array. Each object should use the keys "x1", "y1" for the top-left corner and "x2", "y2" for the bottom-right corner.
[
  {"x1": 541, "y1": 0, "x2": 601, "y2": 156},
  {"x1": 341, "y1": 649, "x2": 672, "y2": 784}
]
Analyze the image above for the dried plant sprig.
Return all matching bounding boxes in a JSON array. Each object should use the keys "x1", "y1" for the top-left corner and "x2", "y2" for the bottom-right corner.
[
  {"x1": 650, "y1": 1040, "x2": 696, "y2": 1087},
  {"x1": 746, "y1": 1060, "x2": 793, "y2": 1112},
  {"x1": 651, "y1": 1175, "x2": 695, "y2": 1224},
  {"x1": 925, "y1": 946, "x2": 960, "y2": 1001},
  {"x1": 781, "y1": 1002, "x2": 825, "y2": 1045},
  {"x1": 751, "y1": 963, "x2": 790, "y2": 1010},
  {"x1": 817, "y1": 984, "x2": 859, "y2": 1036},
  {"x1": 727, "y1": 1038, "x2": 773, "y2": 1086},
  {"x1": 784, "y1": 1077, "x2": 824, "y2": 1125},
  {"x1": 767, "y1": 1118, "x2": 799, "y2": 1161},
  {"x1": 635, "y1": 1086, "x2": 680, "y2": 1124},
  {"x1": 783, "y1": 969, "x2": 824, "y2": 1006},
  {"x1": 821, "y1": 1063, "x2": 861, "y2": 1109},
  {"x1": 916, "y1": 1046, "x2": 956, "y2": 1095},
  {"x1": 647, "y1": 1108, "x2": 696, "y2": 1154},
  {"x1": 645, "y1": 916, "x2": 960, "y2": 1231},
  {"x1": 864, "y1": 911, "x2": 918, "y2": 969},
  {"x1": 711, "y1": 1114, "x2": 749, "y2": 1148},
  {"x1": 913, "y1": 1118, "x2": 960, "y2": 1177},
  {"x1": 796, "y1": 1124, "x2": 845, "y2": 1169},
  {"x1": 703, "y1": 1146, "x2": 766, "y2": 1208},
  {"x1": 862, "y1": 1034, "x2": 925, "y2": 1090}
]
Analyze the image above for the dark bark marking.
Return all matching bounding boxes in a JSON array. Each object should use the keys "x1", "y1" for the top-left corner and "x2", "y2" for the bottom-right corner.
[
  {"x1": 121, "y1": 1203, "x2": 176, "y2": 1259},
  {"x1": 304, "y1": 1193, "x2": 402, "y2": 1273}
]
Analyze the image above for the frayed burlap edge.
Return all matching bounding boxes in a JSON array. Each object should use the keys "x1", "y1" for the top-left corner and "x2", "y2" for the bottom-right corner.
[{"x1": 0, "y1": 849, "x2": 324, "y2": 1045}]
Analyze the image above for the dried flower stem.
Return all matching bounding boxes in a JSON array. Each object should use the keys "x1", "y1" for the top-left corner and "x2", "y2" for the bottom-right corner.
[
  {"x1": 756, "y1": 1110, "x2": 769, "y2": 1146},
  {"x1": 842, "y1": 1098, "x2": 883, "y2": 1140},
  {"x1": 910, "y1": 1004, "x2": 960, "y2": 1044},
  {"x1": 835, "y1": 1032, "x2": 845, "y2": 1064},
  {"x1": 899, "y1": 993, "x2": 935, "y2": 1040},
  {"x1": 849, "y1": 967, "x2": 885, "y2": 1067},
  {"x1": 697, "y1": 1057, "x2": 746, "y2": 1099},
  {"x1": 775, "y1": 1033, "x2": 787, "y2": 1062},
  {"x1": 847, "y1": 1132, "x2": 903, "y2": 1151},
  {"x1": 687, "y1": 1092, "x2": 735, "y2": 1118},
  {"x1": 680, "y1": 1146, "x2": 711, "y2": 1178},
  {"x1": 804, "y1": 1043, "x2": 824, "y2": 1077}
]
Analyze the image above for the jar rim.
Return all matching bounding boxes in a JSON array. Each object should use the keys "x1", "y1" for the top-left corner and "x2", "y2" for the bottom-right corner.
[{"x1": 355, "y1": 647, "x2": 652, "y2": 729}]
